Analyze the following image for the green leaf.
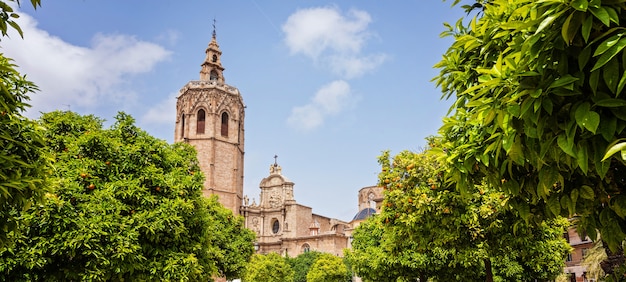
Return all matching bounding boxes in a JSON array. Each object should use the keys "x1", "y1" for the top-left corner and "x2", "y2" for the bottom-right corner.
[
  {"x1": 561, "y1": 195, "x2": 573, "y2": 216},
  {"x1": 582, "y1": 14, "x2": 593, "y2": 42},
  {"x1": 589, "y1": 6, "x2": 610, "y2": 26},
  {"x1": 595, "y1": 98, "x2": 626, "y2": 107},
  {"x1": 612, "y1": 195, "x2": 626, "y2": 218},
  {"x1": 592, "y1": 38, "x2": 626, "y2": 72},
  {"x1": 580, "y1": 185, "x2": 595, "y2": 200},
  {"x1": 579, "y1": 47, "x2": 592, "y2": 70},
  {"x1": 548, "y1": 75, "x2": 579, "y2": 89},
  {"x1": 590, "y1": 70, "x2": 600, "y2": 94},
  {"x1": 571, "y1": 0, "x2": 588, "y2": 11},
  {"x1": 558, "y1": 134, "x2": 576, "y2": 157},
  {"x1": 602, "y1": 140, "x2": 626, "y2": 161},
  {"x1": 535, "y1": 10, "x2": 566, "y2": 35},
  {"x1": 577, "y1": 143, "x2": 589, "y2": 173},
  {"x1": 604, "y1": 56, "x2": 620, "y2": 93},
  {"x1": 571, "y1": 188, "x2": 579, "y2": 205},
  {"x1": 548, "y1": 195, "x2": 561, "y2": 216},
  {"x1": 575, "y1": 103, "x2": 600, "y2": 133}
]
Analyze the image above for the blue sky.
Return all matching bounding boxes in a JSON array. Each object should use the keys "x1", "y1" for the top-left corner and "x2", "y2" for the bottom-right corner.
[{"x1": 6, "y1": 1, "x2": 470, "y2": 221}]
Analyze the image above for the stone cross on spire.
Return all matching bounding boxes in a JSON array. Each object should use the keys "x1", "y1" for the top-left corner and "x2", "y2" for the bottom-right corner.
[{"x1": 270, "y1": 155, "x2": 282, "y2": 174}]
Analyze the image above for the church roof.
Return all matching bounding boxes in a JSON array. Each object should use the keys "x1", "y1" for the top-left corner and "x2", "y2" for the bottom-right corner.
[{"x1": 352, "y1": 208, "x2": 376, "y2": 221}]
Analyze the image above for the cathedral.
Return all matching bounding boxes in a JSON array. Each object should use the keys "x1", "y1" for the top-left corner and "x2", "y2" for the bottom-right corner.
[{"x1": 174, "y1": 30, "x2": 383, "y2": 256}]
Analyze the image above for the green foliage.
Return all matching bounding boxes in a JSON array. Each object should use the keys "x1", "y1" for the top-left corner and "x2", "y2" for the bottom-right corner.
[
  {"x1": 0, "y1": 54, "x2": 51, "y2": 248},
  {"x1": 435, "y1": 0, "x2": 626, "y2": 251},
  {"x1": 375, "y1": 140, "x2": 571, "y2": 281},
  {"x1": 345, "y1": 215, "x2": 439, "y2": 282},
  {"x1": 288, "y1": 250, "x2": 322, "y2": 282},
  {"x1": 243, "y1": 252, "x2": 294, "y2": 282},
  {"x1": 0, "y1": 0, "x2": 41, "y2": 38},
  {"x1": 305, "y1": 253, "x2": 350, "y2": 282},
  {"x1": 0, "y1": 0, "x2": 48, "y2": 249},
  {"x1": 0, "y1": 111, "x2": 254, "y2": 281}
]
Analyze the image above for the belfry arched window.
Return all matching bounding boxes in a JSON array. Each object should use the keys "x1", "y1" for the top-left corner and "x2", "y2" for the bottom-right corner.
[
  {"x1": 180, "y1": 113, "x2": 186, "y2": 139},
  {"x1": 212, "y1": 54, "x2": 218, "y2": 62},
  {"x1": 210, "y1": 70, "x2": 218, "y2": 81},
  {"x1": 197, "y1": 109, "x2": 205, "y2": 134},
  {"x1": 221, "y1": 112, "x2": 229, "y2": 137}
]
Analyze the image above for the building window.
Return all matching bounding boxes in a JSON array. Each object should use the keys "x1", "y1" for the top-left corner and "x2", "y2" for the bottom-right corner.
[
  {"x1": 563, "y1": 232, "x2": 570, "y2": 243},
  {"x1": 221, "y1": 112, "x2": 229, "y2": 137},
  {"x1": 180, "y1": 114, "x2": 185, "y2": 138},
  {"x1": 302, "y1": 244, "x2": 310, "y2": 253},
  {"x1": 566, "y1": 253, "x2": 573, "y2": 262},
  {"x1": 580, "y1": 230, "x2": 589, "y2": 241},
  {"x1": 197, "y1": 109, "x2": 205, "y2": 134},
  {"x1": 212, "y1": 54, "x2": 217, "y2": 62},
  {"x1": 272, "y1": 219, "x2": 280, "y2": 234},
  {"x1": 210, "y1": 70, "x2": 218, "y2": 81}
]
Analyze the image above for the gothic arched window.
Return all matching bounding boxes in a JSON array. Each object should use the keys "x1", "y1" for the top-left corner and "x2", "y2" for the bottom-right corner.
[
  {"x1": 221, "y1": 112, "x2": 229, "y2": 137},
  {"x1": 180, "y1": 113, "x2": 186, "y2": 139},
  {"x1": 197, "y1": 109, "x2": 205, "y2": 134},
  {"x1": 302, "y1": 243, "x2": 310, "y2": 253}
]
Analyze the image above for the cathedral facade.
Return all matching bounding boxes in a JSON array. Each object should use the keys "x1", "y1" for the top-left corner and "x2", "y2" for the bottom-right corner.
[{"x1": 175, "y1": 30, "x2": 383, "y2": 257}]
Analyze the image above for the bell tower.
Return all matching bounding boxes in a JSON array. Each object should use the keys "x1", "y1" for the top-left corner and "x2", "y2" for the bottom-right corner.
[{"x1": 174, "y1": 25, "x2": 245, "y2": 215}]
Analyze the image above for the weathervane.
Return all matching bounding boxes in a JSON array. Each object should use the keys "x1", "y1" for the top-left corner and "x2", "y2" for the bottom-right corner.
[
  {"x1": 212, "y1": 18, "x2": 217, "y2": 38},
  {"x1": 274, "y1": 155, "x2": 278, "y2": 166}
]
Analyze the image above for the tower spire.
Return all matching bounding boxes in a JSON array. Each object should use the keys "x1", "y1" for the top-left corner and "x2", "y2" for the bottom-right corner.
[{"x1": 200, "y1": 18, "x2": 225, "y2": 83}]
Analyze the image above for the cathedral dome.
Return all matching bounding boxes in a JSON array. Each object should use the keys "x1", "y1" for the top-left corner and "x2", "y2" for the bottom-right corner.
[{"x1": 352, "y1": 207, "x2": 376, "y2": 221}]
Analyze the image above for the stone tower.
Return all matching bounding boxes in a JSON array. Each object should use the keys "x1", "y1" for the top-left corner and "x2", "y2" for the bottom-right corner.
[{"x1": 174, "y1": 27, "x2": 245, "y2": 215}]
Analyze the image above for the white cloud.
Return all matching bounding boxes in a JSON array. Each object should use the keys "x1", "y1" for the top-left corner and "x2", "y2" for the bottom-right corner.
[
  {"x1": 282, "y1": 6, "x2": 386, "y2": 79},
  {"x1": 2, "y1": 9, "x2": 171, "y2": 118},
  {"x1": 328, "y1": 53, "x2": 388, "y2": 79},
  {"x1": 288, "y1": 80, "x2": 353, "y2": 131},
  {"x1": 141, "y1": 92, "x2": 177, "y2": 125}
]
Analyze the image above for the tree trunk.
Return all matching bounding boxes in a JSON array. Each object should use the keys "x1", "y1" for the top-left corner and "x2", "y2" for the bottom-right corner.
[
  {"x1": 419, "y1": 273, "x2": 427, "y2": 282},
  {"x1": 600, "y1": 244, "x2": 624, "y2": 275},
  {"x1": 484, "y1": 258, "x2": 494, "y2": 282}
]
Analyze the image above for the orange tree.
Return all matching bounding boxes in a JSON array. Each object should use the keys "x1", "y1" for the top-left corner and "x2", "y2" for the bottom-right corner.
[
  {"x1": 0, "y1": 0, "x2": 50, "y2": 248},
  {"x1": 435, "y1": 0, "x2": 626, "y2": 251},
  {"x1": 345, "y1": 214, "x2": 455, "y2": 282},
  {"x1": 243, "y1": 252, "x2": 294, "y2": 282},
  {"x1": 305, "y1": 253, "x2": 350, "y2": 282},
  {"x1": 377, "y1": 139, "x2": 571, "y2": 281},
  {"x1": 288, "y1": 250, "x2": 323, "y2": 282},
  {"x1": 0, "y1": 111, "x2": 255, "y2": 281}
]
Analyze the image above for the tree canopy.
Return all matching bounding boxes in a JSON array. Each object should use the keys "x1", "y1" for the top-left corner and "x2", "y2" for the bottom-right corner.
[
  {"x1": 435, "y1": 0, "x2": 626, "y2": 251},
  {"x1": 305, "y1": 253, "x2": 350, "y2": 282},
  {"x1": 372, "y1": 140, "x2": 571, "y2": 281},
  {"x1": 0, "y1": 0, "x2": 49, "y2": 248},
  {"x1": 288, "y1": 250, "x2": 323, "y2": 282},
  {"x1": 244, "y1": 252, "x2": 294, "y2": 282},
  {"x1": 0, "y1": 111, "x2": 255, "y2": 281}
]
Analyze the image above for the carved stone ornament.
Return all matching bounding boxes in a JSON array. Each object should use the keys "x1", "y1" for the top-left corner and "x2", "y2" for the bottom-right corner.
[{"x1": 269, "y1": 191, "x2": 282, "y2": 208}]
